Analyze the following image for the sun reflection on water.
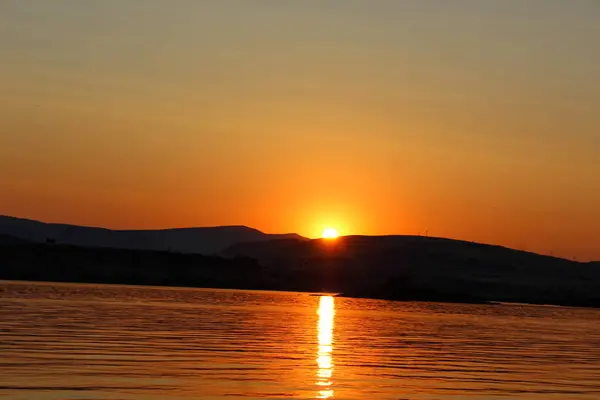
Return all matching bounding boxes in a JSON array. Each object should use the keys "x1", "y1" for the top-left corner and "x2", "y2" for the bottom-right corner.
[{"x1": 316, "y1": 295, "x2": 335, "y2": 398}]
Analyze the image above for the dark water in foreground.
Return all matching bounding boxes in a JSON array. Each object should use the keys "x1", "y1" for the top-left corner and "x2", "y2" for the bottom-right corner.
[{"x1": 1, "y1": 281, "x2": 599, "y2": 400}]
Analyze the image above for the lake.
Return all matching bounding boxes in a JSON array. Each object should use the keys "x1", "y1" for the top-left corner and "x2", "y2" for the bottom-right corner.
[{"x1": 1, "y1": 281, "x2": 599, "y2": 399}]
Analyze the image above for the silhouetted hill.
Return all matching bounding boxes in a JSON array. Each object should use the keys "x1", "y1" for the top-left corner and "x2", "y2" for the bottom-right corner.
[
  {"x1": 223, "y1": 235, "x2": 600, "y2": 307},
  {"x1": 1, "y1": 222, "x2": 598, "y2": 308},
  {"x1": 0, "y1": 234, "x2": 31, "y2": 245},
  {"x1": 0, "y1": 215, "x2": 305, "y2": 255}
]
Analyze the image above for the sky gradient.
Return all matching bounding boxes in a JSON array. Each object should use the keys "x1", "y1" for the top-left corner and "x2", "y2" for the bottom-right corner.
[{"x1": 1, "y1": 1, "x2": 599, "y2": 260}]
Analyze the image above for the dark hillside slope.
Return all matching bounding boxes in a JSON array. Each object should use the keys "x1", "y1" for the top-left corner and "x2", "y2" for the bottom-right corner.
[
  {"x1": 0, "y1": 234, "x2": 31, "y2": 245},
  {"x1": 224, "y1": 235, "x2": 600, "y2": 307}
]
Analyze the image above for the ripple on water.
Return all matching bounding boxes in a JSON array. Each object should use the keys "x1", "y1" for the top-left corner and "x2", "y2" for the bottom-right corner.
[{"x1": 1, "y1": 281, "x2": 600, "y2": 400}]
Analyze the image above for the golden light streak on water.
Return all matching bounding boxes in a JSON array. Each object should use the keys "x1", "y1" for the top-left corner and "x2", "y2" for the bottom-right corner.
[{"x1": 316, "y1": 295, "x2": 335, "y2": 398}]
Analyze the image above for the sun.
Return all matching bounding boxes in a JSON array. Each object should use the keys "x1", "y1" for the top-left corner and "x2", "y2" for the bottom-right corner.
[{"x1": 322, "y1": 228, "x2": 339, "y2": 239}]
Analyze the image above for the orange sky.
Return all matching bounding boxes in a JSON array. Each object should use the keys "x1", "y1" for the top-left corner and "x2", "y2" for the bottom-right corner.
[{"x1": 1, "y1": 1, "x2": 599, "y2": 260}]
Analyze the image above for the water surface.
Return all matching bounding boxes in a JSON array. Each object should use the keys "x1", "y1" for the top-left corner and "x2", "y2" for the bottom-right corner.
[{"x1": 1, "y1": 281, "x2": 599, "y2": 399}]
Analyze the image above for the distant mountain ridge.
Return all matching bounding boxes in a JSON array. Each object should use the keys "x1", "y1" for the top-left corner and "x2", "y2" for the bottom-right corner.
[{"x1": 0, "y1": 215, "x2": 305, "y2": 255}]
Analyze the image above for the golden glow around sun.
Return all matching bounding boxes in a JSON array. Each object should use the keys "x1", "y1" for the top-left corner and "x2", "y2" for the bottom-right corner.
[{"x1": 322, "y1": 228, "x2": 339, "y2": 239}]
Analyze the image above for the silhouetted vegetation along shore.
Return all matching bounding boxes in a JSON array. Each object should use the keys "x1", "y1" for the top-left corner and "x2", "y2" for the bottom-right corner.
[
  {"x1": 1, "y1": 235, "x2": 599, "y2": 308},
  {"x1": 0, "y1": 240, "x2": 266, "y2": 289}
]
